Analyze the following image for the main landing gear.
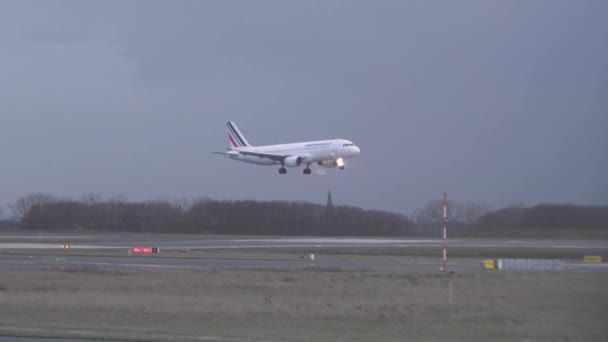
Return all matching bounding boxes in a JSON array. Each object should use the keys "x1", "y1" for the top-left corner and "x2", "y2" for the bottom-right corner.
[
  {"x1": 303, "y1": 163, "x2": 312, "y2": 175},
  {"x1": 278, "y1": 167, "x2": 287, "y2": 174}
]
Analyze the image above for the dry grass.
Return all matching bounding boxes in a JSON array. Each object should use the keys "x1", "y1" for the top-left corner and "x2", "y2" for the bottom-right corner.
[{"x1": 0, "y1": 266, "x2": 607, "y2": 341}]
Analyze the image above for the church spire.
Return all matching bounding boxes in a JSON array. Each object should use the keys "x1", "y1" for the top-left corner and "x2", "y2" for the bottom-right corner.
[{"x1": 327, "y1": 186, "x2": 333, "y2": 208}]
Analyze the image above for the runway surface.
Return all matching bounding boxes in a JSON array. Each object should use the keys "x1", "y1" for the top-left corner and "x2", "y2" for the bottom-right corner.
[
  {"x1": 0, "y1": 234, "x2": 608, "y2": 270},
  {"x1": 1, "y1": 235, "x2": 607, "y2": 271},
  {"x1": 2, "y1": 253, "x2": 606, "y2": 271},
  {"x1": 1, "y1": 235, "x2": 607, "y2": 249},
  {"x1": 0, "y1": 253, "x2": 482, "y2": 271},
  {"x1": 0, "y1": 338, "x2": 110, "y2": 342}
]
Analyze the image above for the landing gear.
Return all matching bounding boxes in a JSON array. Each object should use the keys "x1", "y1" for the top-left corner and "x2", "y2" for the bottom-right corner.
[
  {"x1": 279, "y1": 167, "x2": 287, "y2": 174},
  {"x1": 303, "y1": 163, "x2": 312, "y2": 175},
  {"x1": 339, "y1": 166, "x2": 344, "y2": 170}
]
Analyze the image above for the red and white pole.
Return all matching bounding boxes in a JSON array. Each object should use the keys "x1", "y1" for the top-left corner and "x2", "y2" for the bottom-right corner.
[{"x1": 442, "y1": 192, "x2": 448, "y2": 271}]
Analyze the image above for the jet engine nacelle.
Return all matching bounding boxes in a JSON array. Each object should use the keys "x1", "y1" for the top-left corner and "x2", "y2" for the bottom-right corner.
[
  {"x1": 284, "y1": 156, "x2": 303, "y2": 167},
  {"x1": 318, "y1": 160, "x2": 337, "y2": 168}
]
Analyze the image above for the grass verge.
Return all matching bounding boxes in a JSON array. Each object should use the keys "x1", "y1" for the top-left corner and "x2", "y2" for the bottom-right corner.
[{"x1": 0, "y1": 266, "x2": 607, "y2": 341}]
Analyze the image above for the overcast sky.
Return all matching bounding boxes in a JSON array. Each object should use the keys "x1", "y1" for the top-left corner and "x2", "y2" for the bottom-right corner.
[{"x1": 1, "y1": 0, "x2": 607, "y2": 217}]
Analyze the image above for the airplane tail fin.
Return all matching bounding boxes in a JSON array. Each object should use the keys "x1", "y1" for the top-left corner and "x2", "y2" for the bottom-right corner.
[{"x1": 226, "y1": 121, "x2": 252, "y2": 148}]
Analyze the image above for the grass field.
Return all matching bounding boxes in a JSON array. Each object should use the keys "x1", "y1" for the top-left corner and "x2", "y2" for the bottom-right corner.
[{"x1": 0, "y1": 266, "x2": 607, "y2": 341}]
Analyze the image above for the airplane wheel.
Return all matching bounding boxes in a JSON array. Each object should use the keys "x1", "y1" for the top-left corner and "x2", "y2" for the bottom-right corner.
[
  {"x1": 279, "y1": 167, "x2": 287, "y2": 174},
  {"x1": 303, "y1": 168, "x2": 311, "y2": 175},
  {"x1": 339, "y1": 166, "x2": 344, "y2": 170}
]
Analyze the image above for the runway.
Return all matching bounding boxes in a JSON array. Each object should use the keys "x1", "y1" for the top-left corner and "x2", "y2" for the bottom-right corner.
[
  {"x1": 1, "y1": 253, "x2": 606, "y2": 271},
  {"x1": 0, "y1": 234, "x2": 608, "y2": 270},
  {"x1": 1, "y1": 235, "x2": 607, "y2": 250},
  {"x1": 0, "y1": 253, "x2": 480, "y2": 270},
  {"x1": 0, "y1": 338, "x2": 109, "y2": 342},
  {"x1": 1, "y1": 235, "x2": 606, "y2": 271}
]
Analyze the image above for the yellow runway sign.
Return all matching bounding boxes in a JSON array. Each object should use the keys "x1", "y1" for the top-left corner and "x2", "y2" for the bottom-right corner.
[
  {"x1": 482, "y1": 259, "x2": 497, "y2": 269},
  {"x1": 583, "y1": 256, "x2": 602, "y2": 263}
]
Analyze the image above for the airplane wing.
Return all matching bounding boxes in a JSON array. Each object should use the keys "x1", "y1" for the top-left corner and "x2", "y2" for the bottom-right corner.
[
  {"x1": 212, "y1": 150, "x2": 287, "y2": 162},
  {"x1": 212, "y1": 151, "x2": 238, "y2": 156},
  {"x1": 233, "y1": 150, "x2": 287, "y2": 162}
]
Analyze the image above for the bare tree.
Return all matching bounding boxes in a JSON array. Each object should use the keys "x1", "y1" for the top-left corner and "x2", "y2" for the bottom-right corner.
[
  {"x1": 460, "y1": 201, "x2": 491, "y2": 224},
  {"x1": 413, "y1": 199, "x2": 443, "y2": 226},
  {"x1": 81, "y1": 192, "x2": 102, "y2": 204},
  {"x1": 10, "y1": 193, "x2": 56, "y2": 221},
  {"x1": 414, "y1": 199, "x2": 490, "y2": 225},
  {"x1": 414, "y1": 199, "x2": 464, "y2": 225}
]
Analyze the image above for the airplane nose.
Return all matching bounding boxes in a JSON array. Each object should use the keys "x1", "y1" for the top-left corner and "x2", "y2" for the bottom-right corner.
[{"x1": 354, "y1": 146, "x2": 361, "y2": 154}]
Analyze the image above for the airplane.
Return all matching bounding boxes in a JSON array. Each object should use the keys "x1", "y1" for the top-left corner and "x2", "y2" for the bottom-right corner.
[{"x1": 214, "y1": 121, "x2": 360, "y2": 175}]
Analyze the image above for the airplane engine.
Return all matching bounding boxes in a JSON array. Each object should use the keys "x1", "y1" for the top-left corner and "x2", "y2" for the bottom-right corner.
[
  {"x1": 284, "y1": 156, "x2": 303, "y2": 167},
  {"x1": 318, "y1": 160, "x2": 337, "y2": 168}
]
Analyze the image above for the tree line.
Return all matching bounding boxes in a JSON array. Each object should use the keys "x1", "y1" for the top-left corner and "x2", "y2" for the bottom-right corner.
[
  {"x1": 9, "y1": 193, "x2": 414, "y2": 236},
  {"x1": 478, "y1": 204, "x2": 608, "y2": 231},
  {"x1": 6, "y1": 193, "x2": 607, "y2": 236}
]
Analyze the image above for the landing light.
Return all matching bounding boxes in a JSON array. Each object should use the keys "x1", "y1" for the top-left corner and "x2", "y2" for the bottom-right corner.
[{"x1": 336, "y1": 157, "x2": 344, "y2": 167}]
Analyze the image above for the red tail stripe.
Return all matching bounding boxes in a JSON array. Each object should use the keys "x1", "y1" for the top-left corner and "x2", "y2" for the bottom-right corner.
[{"x1": 228, "y1": 134, "x2": 238, "y2": 147}]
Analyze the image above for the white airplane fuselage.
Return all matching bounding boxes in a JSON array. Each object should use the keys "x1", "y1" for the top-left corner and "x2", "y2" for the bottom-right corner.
[{"x1": 228, "y1": 139, "x2": 360, "y2": 166}]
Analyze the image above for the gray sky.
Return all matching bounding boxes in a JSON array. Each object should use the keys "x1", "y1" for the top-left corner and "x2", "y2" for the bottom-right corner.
[{"x1": 1, "y1": 0, "x2": 607, "y2": 216}]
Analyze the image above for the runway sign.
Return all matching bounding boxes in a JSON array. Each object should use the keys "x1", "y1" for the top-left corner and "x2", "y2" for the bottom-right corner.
[
  {"x1": 482, "y1": 259, "x2": 497, "y2": 269},
  {"x1": 583, "y1": 255, "x2": 602, "y2": 263},
  {"x1": 131, "y1": 247, "x2": 153, "y2": 254},
  {"x1": 497, "y1": 259, "x2": 562, "y2": 270},
  {"x1": 130, "y1": 247, "x2": 160, "y2": 254}
]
